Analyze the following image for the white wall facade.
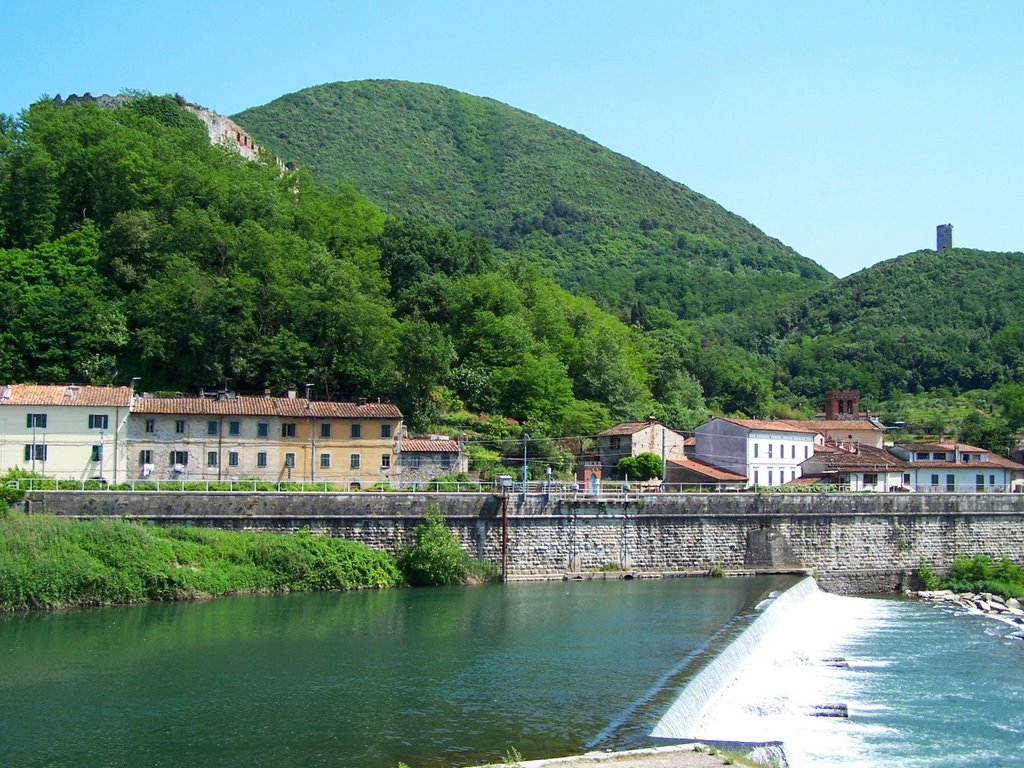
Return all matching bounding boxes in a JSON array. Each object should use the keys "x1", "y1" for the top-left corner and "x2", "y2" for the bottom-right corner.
[
  {"x1": 0, "y1": 387, "x2": 132, "y2": 482},
  {"x1": 695, "y1": 418, "x2": 816, "y2": 487}
]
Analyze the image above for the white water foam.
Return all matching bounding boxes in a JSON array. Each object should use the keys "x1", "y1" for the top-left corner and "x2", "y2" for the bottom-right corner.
[{"x1": 652, "y1": 577, "x2": 896, "y2": 767}]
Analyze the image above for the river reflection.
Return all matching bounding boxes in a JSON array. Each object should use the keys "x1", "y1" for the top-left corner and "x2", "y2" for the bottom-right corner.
[{"x1": 0, "y1": 576, "x2": 794, "y2": 768}]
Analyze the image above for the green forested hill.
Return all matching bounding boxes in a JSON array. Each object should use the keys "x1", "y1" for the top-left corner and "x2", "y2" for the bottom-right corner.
[
  {"x1": 233, "y1": 80, "x2": 833, "y2": 324},
  {"x1": 779, "y1": 248, "x2": 1024, "y2": 401},
  {"x1": 2, "y1": 90, "x2": 1023, "y2": 455},
  {"x1": 0, "y1": 95, "x2": 731, "y2": 442}
]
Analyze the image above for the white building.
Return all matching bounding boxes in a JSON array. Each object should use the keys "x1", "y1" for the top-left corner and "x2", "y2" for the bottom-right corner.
[
  {"x1": 889, "y1": 442, "x2": 1024, "y2": 492},
  {"x1": 693, "y1": 417, "x2": 817, "y2": 487},
  {"x1": 0, "y1": 384, "x2": 133, "y2": 482}
]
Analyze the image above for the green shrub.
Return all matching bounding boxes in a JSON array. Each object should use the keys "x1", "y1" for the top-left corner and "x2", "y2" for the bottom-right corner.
[
  {"x1": 617, "y1": 452, "x2": 662, "y2": 481},
  {"x1": 915, "y1": 559, "x2": 939, "y2": 590},
  {"x1": 0, "y1": 514, "x2": 401, "y2": 611},
  {"x1": 939, "y1": 554, "x2": 1024, "y2": 599},
  {"x1": 398, "y1": 505, "x2": 469, "y2": 586}
]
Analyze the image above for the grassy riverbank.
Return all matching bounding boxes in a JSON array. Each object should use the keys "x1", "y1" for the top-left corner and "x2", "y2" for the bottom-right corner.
[{"x1": 0, "y1": 513, "x2": 402, "y2": 611}]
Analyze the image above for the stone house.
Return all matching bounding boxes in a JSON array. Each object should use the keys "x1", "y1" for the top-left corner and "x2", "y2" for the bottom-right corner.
[
  {"x1": 398, "y1": 436, "x2": 467, "y2": 485},
  {"x1": 596, "y1": 418, "x2": 689, "y2": 479}
]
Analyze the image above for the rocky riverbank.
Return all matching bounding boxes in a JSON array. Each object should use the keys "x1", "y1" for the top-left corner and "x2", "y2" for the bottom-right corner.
[{"x1": 910, "y1": 589, "x2": 1024, "y2": 638}]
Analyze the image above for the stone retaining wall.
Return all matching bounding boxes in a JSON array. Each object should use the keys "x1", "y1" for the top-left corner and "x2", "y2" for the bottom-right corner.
[{"x1": 23, "y1": 491, "x2": 1024, "y2": 593}]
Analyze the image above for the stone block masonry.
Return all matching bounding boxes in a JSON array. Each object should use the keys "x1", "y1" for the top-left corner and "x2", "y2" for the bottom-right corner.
[{"x1": 22, "y1": 492, "x2": 1024, "y2": 593}]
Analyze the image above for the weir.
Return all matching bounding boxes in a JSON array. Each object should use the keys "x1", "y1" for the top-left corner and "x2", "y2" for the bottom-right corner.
[{"x1": 651, "y1": 576, "x2": 821, "y2": 740}]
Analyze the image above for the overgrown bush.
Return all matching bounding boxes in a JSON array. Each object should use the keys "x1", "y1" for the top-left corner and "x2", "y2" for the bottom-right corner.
[
  {"x1": 0, "y1": 514, "x2": 401, "y2": 611},
  {"x1": 940, "y1": 554, "x2": 1024, "y2": 599},
  {"x1": 396, "y1": 505, "x2": 498, "y2": 585},
  {"x1": 915, "y1": 559, "x2": 939, "y2": 590},
  {"x1": 398, "y1": 506, "x2": 469, "y2": 586}
]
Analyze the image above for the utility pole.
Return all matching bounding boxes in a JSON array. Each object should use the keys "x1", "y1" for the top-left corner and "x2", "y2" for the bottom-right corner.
[
  {"x1": 661, "y1": 428, "x2": 666, "y2": 487},
  {"x1": 306, "y1": 384, "x2": 315, "y2": 484},
  {"x1": 521, "y1": 432, "x2": 530, "y2": 496}
]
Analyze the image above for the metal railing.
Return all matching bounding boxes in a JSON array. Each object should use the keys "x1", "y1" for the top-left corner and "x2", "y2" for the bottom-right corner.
[{"x1": 8, "y1": 477, "x2": 1022, "y2": 495}]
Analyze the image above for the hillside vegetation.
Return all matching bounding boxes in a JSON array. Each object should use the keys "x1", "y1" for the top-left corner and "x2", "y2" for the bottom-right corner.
[
  {"x1": 233, "y1": 81, "x2": 1024, "y2": 448},
  {"x1": 234, "y1": 80, "x2": 833, "y2": 327},
  {"x1": 1, "y1": 89, "x2": 1023, "y2": 455},
  {"x1": 0, "y1": 95, "x2": 758, "y2": 444},
  {"x1": 780, "y1": 249, "x2": 1024, "y2": 399}
]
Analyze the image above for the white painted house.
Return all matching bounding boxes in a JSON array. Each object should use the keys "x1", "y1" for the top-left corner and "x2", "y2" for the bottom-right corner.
[
  {"x1": 888, "y1": 442, "x2": 1024, "y2": 492},
  {"x1": 0, "y1": 384, "x2": 133, "y2": 482},
  {"x1": 693, "y1": 417, "x2": 817, "y2": 487}
]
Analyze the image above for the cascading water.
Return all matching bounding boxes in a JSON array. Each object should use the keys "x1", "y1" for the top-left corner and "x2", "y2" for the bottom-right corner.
[
  {"x1": 651, "y1": 576, "x2": 824, "y2": 740},
  {"x1": 651, "y1": 577, "x2": 898, "y2": 766}
]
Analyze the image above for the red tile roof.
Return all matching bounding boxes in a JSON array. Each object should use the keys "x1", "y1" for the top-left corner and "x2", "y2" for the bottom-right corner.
[
  {"x1": 897, "y1": 442, "x2": 985, "y2": 453},
  {"x1": 805, "y1": 444, "x2": 909, "y2": 472},
  {"x1": 715, "y1": 417, "x2": 817, "y2": 434},
  {"x1": 401, "y1": 439, "x2": 460, "y2": 453},
  {"x1": 0, "y1": 384, "x2": 133, "y2": 407},
  {"x1": 782, "y1": 419, "x2": 884, "y2": 432},
  {"x1": 786, "y1": 475, "x2": 824, "y2": 486},
  {"x1": 667, "y1": 457, "x2": 747, "y2": 482},
  {"x1": 598, "y1": 421, "x2": 658, "y2": 437},
  {"x1": 133, "y1": 396, "x2": 402, "y2": 419}
]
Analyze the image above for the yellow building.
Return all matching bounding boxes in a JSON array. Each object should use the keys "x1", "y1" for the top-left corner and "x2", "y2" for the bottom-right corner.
[{"x1": 128, "y1": 394, "x2": 403, "y2": 487}]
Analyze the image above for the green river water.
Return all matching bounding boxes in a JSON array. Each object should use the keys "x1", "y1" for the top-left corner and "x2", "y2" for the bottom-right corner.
[{"x1": 0, "y1": 576, "x2": 793, "y2": 767}]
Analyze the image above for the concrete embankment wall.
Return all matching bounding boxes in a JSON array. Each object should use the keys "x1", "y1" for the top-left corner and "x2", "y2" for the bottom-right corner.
[{"x1": 22, "y1": 492, "x2": 1024, "y2": 593}]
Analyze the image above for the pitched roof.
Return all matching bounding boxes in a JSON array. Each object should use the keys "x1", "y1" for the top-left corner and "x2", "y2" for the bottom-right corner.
[
  {"x1": 0, "y1": 384, "x2": 133, "y2": 408},
  {"x1": 401, "y1": 438, "x2": 460, "y2": 453},
  {"x1": 896, "y1": 442, "x2": 985, "y2": 453},
  {"x1": 133, "y1": 396, "x2": 402, "y2": 419},
  {"x1": 597, "y1": 421, "x2": 657, "y2": 437},
  {"x1": 782, "y1": 419, "x2": 884, "y2": 433},
  {"x1": 667, "y1": 457, "x2": 747, "y2": 482},
  {"x1": 805, "y1": 444, "x2": 909, "y2": 472},
  {"x1": 714, "y1": 417, "x2": 817, "y2": 434}
]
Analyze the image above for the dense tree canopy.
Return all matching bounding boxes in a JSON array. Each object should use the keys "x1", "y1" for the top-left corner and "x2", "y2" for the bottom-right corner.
[
  {"x1": 2, "y1": 91, "x2": 1022, "y2": 456},
  {"x1": 0, "y1": 95, "x2": 715, "y2": 436}
]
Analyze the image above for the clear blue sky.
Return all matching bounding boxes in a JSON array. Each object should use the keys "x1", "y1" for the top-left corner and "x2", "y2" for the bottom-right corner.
[{"x1": 3, "y1": 0, "x2": 1021, "y2": 277}]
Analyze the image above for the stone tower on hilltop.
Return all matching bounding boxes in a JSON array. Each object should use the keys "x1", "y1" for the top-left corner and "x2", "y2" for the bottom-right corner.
[{"x1": 936, "y1": 223, "x2": 954, "y2": 251}]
